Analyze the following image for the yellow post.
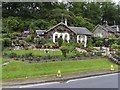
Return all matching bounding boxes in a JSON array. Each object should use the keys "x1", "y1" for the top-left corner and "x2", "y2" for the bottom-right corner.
[
  {"x1": 57, "y1": 70, "x2": 62, "y2": 78},
  {"x1": 110, "y1": 65, "x2": 114, "y2": 71}
]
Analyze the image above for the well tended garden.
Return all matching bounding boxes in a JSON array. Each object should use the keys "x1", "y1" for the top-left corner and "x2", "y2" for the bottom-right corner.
[{"x1": 1, "y1": 35, "x2": 120, "y2": 81}]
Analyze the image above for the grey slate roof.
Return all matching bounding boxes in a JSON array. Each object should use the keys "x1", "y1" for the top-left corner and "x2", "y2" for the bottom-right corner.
[
  {"x1": 103, "y1": 25, "x2": 115, "y2": 33},
  {"x1": 94, "y1": 24, "x2": 117, "y2": 33},
  {"x1": 36, "y1": 30, "x2": 46, "y2": 35},
  {"x1": 69, "y1": 27, "x2": 93, "y2": 35},
  {"x1": 111, "y1": 25, "x2": 120, "y2": 33}
]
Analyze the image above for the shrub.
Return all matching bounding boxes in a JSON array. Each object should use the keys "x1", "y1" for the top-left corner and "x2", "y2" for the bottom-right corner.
[
  {"x1": 35, "y1": 45, "x2": 42, "y2": 48},
  {"x1": 93, "y1": 37, "x2": 103, "y2": 47},
  {"x1": 9, "y1": 52, "x2": 17, "y2": 58},
  {"x1": 23, "y1": 52, "x2": 33, "y2": 58},
  {"x1": 116, "y1": 51, "x2": 120, "y2": 55},
  {"x1": 2, "y1": 38, "x2": 12, "y2": 47},
  {"x1": 60, "y1": 46, "x2": 68, "y2": 57},
  {"x1": 11, "y1": 32, "x2": 18, "y2": 39},
  {"x1": 86, "y1": 48, "x2": 91, "y2": 52},
  {"x1": 79, "y1": 43, "x2": 84, "y2": 49},
  {"x1": 112, "y1": 44, "x2": 120, "y2": 49},
  {"x1": 96, "y1": 52, "x2": 102, "y2": 56},
  {"x1": 82, "y1": 52, "x2": 87, "y2": 56},
  {"x1": 25, "y1": 35, "x2": 32, "y2": 42},
  {"x1": 45, "y1": 41, "x2": 55, "y2": 46},
  {"x1": 74, "y1": 50, "x2": 80, "y2": 57},
  {"x1": 52, "y1": 44, "x2": 59, "y2": 49},
  {"x1": 2, "y1": 33, "x2": 9, "y2": 38},
  {"x1": 34, "y1": 37, "x2": 40, "y2": 45},
  {"x1": 87, "y1": 37, "x2": 93, "y2": 47},
  {"x1": 58, "y1": 37, "x2": 63, "y2": 47}
]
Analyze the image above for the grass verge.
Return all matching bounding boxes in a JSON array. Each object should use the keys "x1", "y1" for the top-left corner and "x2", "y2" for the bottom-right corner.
[{"x1": 2, "y1": 58, "x2": 118, "y2": 81}]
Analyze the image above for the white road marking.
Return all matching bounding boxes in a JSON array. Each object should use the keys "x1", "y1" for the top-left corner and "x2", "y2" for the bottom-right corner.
[
  {"x1": 19, "y1": 73, "x2": 118, "y2": 88},
  {"x1": 66, "y1": 73, "x2": 118, "y2": 83},
  {"x1": 19, "y1": 82, "x2": 59, "y2": 88}
]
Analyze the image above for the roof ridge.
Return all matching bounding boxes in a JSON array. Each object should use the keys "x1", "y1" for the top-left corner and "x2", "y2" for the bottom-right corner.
[
  {"x1": 46, "y1": 22, "x2": 77, "y2": 34},
  {"x1": 69, "y1": 26, "x2": 86, "y2": 28}
]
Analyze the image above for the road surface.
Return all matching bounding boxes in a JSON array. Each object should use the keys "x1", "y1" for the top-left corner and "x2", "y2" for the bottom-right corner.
[{"x1": 18, "y1": 73, "x2": 119, "y2": 88}]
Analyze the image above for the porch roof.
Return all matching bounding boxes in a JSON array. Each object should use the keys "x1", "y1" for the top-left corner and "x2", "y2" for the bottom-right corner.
[{"x1": 36, "y1": 30, "x2": 46, "y2": 35}]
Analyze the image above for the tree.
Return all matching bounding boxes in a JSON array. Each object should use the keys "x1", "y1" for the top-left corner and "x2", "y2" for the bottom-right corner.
[
  {"x1": 2, "y1": 17, "x2": 20, "y2": 33},
  {"x1": 101, "y1": 2, "x2": 118, "y2": 25},
  {"x1": 60, "y1": 41, "x2": 77, "y2": 57},
  {"x1": 46, "y1": 8, "x2": 75, "y2": 25},
  {"x1": 2, "y1": 38, "x2": 12, "y2": 47},
  {"x1": 29, "y1": 19, "x2": 49, "y2": 34},
  {"x1": 60, "y1": 42, "x2": 69, "y2": 57},
  {"x1": 74, "y1": 16, "x2": 95, "y2": 31},
  {"x1": 2, "y1": 2, "x2": 120, "y2": 33}
]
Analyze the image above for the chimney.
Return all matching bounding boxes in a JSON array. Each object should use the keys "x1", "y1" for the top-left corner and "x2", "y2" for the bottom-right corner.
[
  {"x1": 65, "y1": 18, "x2": 67, "y2": 26},
  {"x1": 105, "y1": 21, "x2": 108, "y2": 26},
  {"x1": 117, "y1": 25, "x2": 119, "y2": 32}
]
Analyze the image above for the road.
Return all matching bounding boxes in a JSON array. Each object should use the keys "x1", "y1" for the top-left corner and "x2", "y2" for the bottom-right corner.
[{"x1": 18, "y1": 73, "x2": 119, "y2": 88}]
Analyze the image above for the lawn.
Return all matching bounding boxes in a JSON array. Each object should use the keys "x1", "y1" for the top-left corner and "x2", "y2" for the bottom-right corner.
[
  {"x1": 2, "y1": 58, "x2": 118, "y2": 81},
  {"x1": 5, "y1": 49, "x2": 63, "y2": 57},
  {"x1": 4, "y1": 49, "x2": 77, "y2": 57}
]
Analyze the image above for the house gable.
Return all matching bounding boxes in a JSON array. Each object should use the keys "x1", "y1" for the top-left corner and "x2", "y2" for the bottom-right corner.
[
  {"x1": 45, "y1": 22, "x2": 77, "y2": 42},
  {"x1": 93, "y1": 25, "x2": 108, "y2": 38},
  {"x1": 46, "y1": 22, "x2": 76, "y2": 34},
  {"x1": 93, "y1": 24, "x2": 116, "y2": 38}
]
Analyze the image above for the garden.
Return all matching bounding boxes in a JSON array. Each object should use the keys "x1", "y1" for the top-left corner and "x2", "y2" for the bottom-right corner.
[
  {"x1": 2, "y1": 31, "x2": 120, "y2": 82},
  {"x1": 2, "y1": 37, "x2": 107, "y2": 63}
]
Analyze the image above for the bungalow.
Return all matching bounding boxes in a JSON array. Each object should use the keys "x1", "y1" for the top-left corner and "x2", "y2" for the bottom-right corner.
[
  {"x1": 36, "y1": 22, "x2": 92, "y2": 47},
  {"x1": 93, "y1": 24, "x2": 120, "y2": 38}
]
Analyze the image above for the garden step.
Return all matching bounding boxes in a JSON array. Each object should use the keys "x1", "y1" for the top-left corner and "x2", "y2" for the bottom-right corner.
[{"x1": 108, "y1": 55, "x2": 120, "y2": 65}]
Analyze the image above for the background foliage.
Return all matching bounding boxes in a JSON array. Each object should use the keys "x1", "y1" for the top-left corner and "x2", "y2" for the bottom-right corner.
[{"x1": 2, "y1": 1, "x2": 120, "y2": 34}]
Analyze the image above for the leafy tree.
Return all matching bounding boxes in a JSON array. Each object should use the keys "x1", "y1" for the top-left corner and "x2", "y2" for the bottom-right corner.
[
  {"x1": 2, "y1": 17, "x2": 19, "y2": 33},
  {"x1": 74, "y1": 16, "x2": 95, "y2": 30},
  {"x1": 46, "y1": 8, "x2": 75, "y2": 25},
  {"x1": 2, "y1": 2, "x2": 120, "y2": 34},
  {"x1": 60, "y1": 42, "x2": 69, "y2": 57},
  {"x1": 60, "y1": 41, "x2": 77, "y2": 57}
]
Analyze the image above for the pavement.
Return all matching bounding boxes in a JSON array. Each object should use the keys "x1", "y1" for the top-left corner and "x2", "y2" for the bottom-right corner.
[
  {"x1": 2, "y1": 69, "x2": 120, "y2": 88},
  {"x1": 18, "y1": 73, "x2": 119, "y2": 88}
]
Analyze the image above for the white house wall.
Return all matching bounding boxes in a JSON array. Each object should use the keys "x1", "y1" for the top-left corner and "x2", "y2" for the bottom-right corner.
[
  {"x1": 77, "y1": 35, "x2": 87, "y2": 47},
  {"x1": 53, "y1": 32, "x2": 70, "y2": 43}
]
